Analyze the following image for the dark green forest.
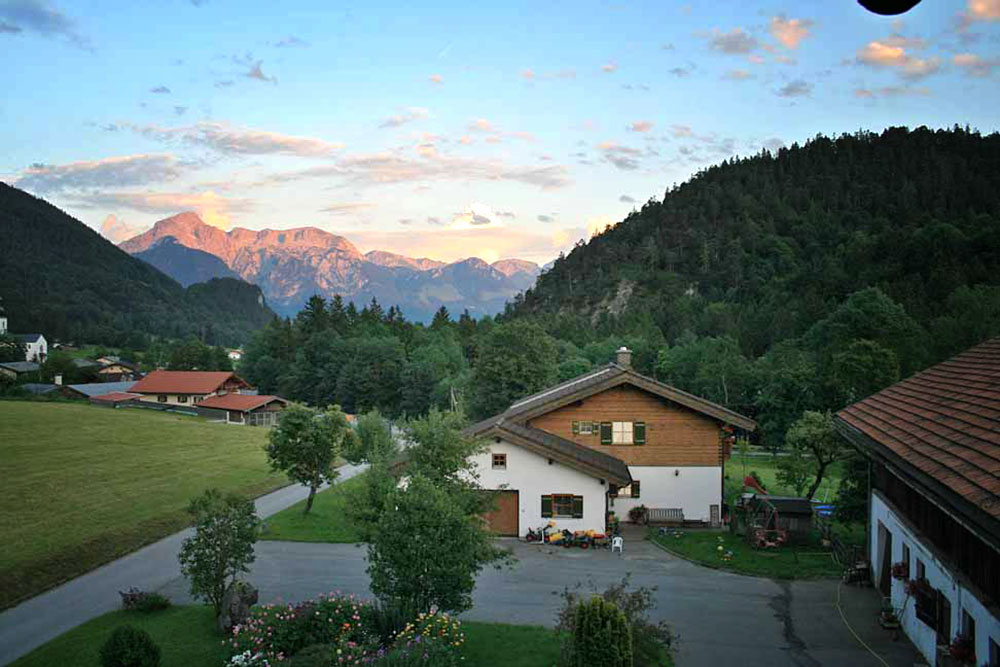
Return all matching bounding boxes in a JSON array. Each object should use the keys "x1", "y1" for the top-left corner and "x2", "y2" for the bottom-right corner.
[
  {"x1": 241, "y1": 127, "x2": 1000, "y2": 450},
  {"x1": 0, "y1": 183, "x2": 275, "y2": 347}
]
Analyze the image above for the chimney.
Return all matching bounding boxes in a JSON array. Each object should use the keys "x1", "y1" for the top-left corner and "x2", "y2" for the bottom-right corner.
[
  {"x1": 615, "y1": 346, "x2": 632, "y2": 368},
  {"x1": 54, "y1": 374, "x2": 63, "y2": 386}
]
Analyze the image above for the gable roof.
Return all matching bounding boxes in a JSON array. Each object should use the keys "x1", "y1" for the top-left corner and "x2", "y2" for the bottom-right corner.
[
  {"x1": 0, "y1": 361, "x2": 40, "y2": 373},
  {"x1": 130, "y1": 370, "x2": 244, "y2": 395},
  {"x1": 72, "y1": 358, "x2": 100, "y2": 369},
  {"x1": 835, "y1": 337, "x2": 1000, "y2": 524},
  {"x1": 497, "y1": 362, "x2": 756, "y2": 431},
  {"x1": 91, "y1": 391, "x2": 142, "y2": 403},
  {"x1": 65, "y1": 381, "x2": 137, "y2": 398},
  {"x1": 21, "y1": 383, "x2": 58, "y2": 395},
  {"x1": 15, "y1": 333, "x2": 44, "y2": 344},
  {"x1": 198, "y1": 394, "x2": 287, "y2": 412},
  {"x1": 465, "y1": 417, "x2": 632, "y2": 486}
]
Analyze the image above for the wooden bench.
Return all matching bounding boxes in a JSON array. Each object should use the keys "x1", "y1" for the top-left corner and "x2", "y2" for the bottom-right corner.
[{"x1": 645, "y1": 508, "x2": 684, "y2": 525}]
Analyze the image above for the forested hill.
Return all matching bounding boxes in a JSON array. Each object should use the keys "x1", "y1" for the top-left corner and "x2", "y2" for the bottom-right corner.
[
  {"x1": 505, "y1": 126, "x2": 1000, "y2": 443},
  {"x1": 0, "y1": 183, "x2": 275, "y2": 347}
]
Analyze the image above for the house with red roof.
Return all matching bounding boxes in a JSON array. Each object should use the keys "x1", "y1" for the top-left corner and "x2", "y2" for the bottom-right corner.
[
  {"x1": 129, "y1": 370, "x2": 252, "y2": 407},
  {"x1": 835, "y1": 338, "x2": 1000, "y2": 666},
  {"x1": 196, "y1": 393, "x2": 289, "y2": 426}
]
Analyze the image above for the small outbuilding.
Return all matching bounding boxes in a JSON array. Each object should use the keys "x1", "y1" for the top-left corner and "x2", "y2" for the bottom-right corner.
[{"x1": 196, "y1": 393, "x2": 288, "y2": 426}]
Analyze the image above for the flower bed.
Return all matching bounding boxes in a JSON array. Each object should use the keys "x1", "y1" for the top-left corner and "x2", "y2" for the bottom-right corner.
[{"x1": 226, "y1": 593, "x2": 464, "y2": 666}]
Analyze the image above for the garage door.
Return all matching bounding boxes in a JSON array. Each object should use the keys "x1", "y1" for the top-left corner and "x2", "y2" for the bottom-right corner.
[{"x1": 483, "y1": 490, "x2": 519, "y2": 536}]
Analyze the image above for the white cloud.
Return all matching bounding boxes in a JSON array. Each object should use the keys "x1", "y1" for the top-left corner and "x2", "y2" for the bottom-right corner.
[
  {"x1": 379, "y1": 107, "x2": 429, "y2": 128},
  {"x1": 451, "y1": 202, "x2": 502, "y2": 229},
  {"x1": 99, "y1": 214, "x2": 145, "y2": 243},
  {"x1": 132, "y1": 121, "x2": 343, "y2": 157},
  {"x1": 16, "y1": 154, "x2": 182, "y2": 193},
  {"x1": 707, "y1": 28, "x2": 757, "y2": 54}
]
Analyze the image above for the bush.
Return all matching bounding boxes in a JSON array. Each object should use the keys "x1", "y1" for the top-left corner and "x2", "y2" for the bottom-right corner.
[
  {"x1": 557, "y1": 576, "x2": 674, "y2": 667},
  {"x1": 99, "y1": 625, "x2": 161, "y2": 667},
  {"x1": 119, "y1": 589, "x2": 171, "y2": 613},
  {"x1": 627, "y1": 505, "x2": 647, "y2": 524},
  {"x1": 567, "y1": 597, "x2": 632, "y2": 667}
]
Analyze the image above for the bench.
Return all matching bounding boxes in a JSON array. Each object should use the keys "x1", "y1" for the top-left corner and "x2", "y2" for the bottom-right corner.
[{"x1": 645, "y1": 508, "x2": 684, "y2": 525}]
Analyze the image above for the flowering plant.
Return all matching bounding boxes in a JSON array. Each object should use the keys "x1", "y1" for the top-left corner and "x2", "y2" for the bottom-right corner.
[
  {"x1": 890, "y1": 561, "x2": 909, "y2": 580},
  {"x1": 949, "y1": 634, "x2": 976, "y2": 663}
]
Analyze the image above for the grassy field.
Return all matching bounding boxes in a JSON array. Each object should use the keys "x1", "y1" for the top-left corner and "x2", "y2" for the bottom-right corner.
[
  {"x1": 725, "y1": 455, "x2": 845, "y2": 504},
  {"x1": 650, "y1": 528, "x2": 843, "y2": 579},
  {"x1": 259, "y1": 473, "x2": 366, "y2": 543},
  {"x1": 9, "y1": 606, "x2": 566, "y2": 667},
  {"x1": 0, "y1": 401, "x2": 285, "y2": 609}
]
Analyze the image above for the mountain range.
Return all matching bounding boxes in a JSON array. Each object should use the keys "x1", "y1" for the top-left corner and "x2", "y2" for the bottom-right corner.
[
  {"x1": 119, "y1": 213, "x2": 541, "y2": 321},
  {"x1": 0, "y1": 183, "x2": 274, "y2": 347}
]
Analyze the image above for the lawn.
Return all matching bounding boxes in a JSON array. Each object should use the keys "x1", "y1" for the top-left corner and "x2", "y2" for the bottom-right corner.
[
  {"x1": 724, "y1": 454, "x2": 845, "y2": 504},
  {"x1": 0, "y1": 401, "x2": 285, "y2": 609},
  {"x1": 650, "y1": 528, "x2": 844, "y2": 579},
  {"x1": 259, "y1": 473, "x2": 366, "y2": 543},
  {"x1": 10, "y1": 606, "x2": 565, "y2": 667}
]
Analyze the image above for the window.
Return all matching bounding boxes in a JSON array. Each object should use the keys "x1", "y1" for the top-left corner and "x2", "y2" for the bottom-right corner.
[
  {"x1": 194, "y1": 395, "x2": 204, "y2": 403},
  {"x1": 178, "y1": 395, "x2": 188, "y2": 403},
  {"x1": 492, "y1": 453, "x2": 507, "y2": 470},
  {"x1": 916, "y1": 559, "x2": 925, "y2": 580},
  {"x1": 902, "y1": 543, "x2": 910, "y2": 568},
  {"x1": 634, "y1": 421, "x2": 646, "y2": 444},
  {"x1": 988, "y1": 637, "x2": 998, "y2": 667},
  {"x1": 617, "y1": 480, "x2": 640, "y2": 498},
  {"x1": 157, "y1": 395, "x2": 167, "y2": 403},
  {"x1": 600, "y1": 422, "x2": 612, "y2": 444},
  {"x1": 612, "y1": 421, "x2": 633, "y2": 444},
  {"x1": 580, "y1": 421, "x2": 594, "y2": 435},
  {"x1": 963, "y1": 609, "x2": 976, "y2": 645},
  {"x1": 541, "y1": 494, "x2": 583, "y2": 518}
]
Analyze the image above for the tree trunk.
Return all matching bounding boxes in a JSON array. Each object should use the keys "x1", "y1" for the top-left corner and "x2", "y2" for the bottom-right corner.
[
  {"x1": 304, "y1": 484, "x2": 317, "y2": 514},
  {"x1": 806, "y1": 461, "x2": 829, "y2": 500}
]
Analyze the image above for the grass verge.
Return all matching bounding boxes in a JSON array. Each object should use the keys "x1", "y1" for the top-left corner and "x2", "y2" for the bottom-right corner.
[
  {"x1": 0, "y1": 401, "x2": 285, "y2": 609},
  {"x1": 10, "y1": 606, "x2": 564, "y2": 667},
  {"x1": 650, "y1": 528, "x2": 844, "y2": 579},
  {"x1": 259, "y1": 473, "x2": 366, "y2": 543}
]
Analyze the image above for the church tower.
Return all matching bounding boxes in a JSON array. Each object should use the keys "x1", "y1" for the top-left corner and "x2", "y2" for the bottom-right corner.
[{"x1": 0, "y1": 297, "x2": 7, "y2": 335}]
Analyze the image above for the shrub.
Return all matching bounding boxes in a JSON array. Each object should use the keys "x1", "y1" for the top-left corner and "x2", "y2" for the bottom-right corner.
[
  {"x1": 567, "y1": 597, "x2": 632, "y2": 667},
  {"x1": 227, "y1": 593, "x2": 375, "y2": 662},
  {"x1": 99, "y1": 625, "x2": 161, "y2": 667},
  {"x1": 557, "y1": 576, "x2": 674, "y2": 667},
  {"x1": 627, "y1": 505, "x2": 647, "y2": 524},
  {"x1": 119, "y1": 589, "x2": 172, "y2": 613}
]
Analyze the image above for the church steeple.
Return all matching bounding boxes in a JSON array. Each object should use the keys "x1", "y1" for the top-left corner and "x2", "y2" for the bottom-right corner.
[{"x1": 0, "y1": 296, "x2": 7, "y2": 335}]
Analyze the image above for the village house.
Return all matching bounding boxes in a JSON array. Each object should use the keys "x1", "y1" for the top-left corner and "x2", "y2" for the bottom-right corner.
[
  {"x1": 128, "y1": 370, "x2": 252, "y2": 406},
  {"x1": 0, "y1": 361, "x2": 41, "y2": 382},
  {"x1": 464, "y1": 347, "x2": 756, "y2": 537},
  {"x1": 0, "y1": 302, "x2": 48, "y2": 362},
  {"x1": 835, "y1": 338, "x2": 1000, "y2": 667},
  {"x1": 196, "y1": 393, "x2": 288, "y2": 426},
  {"x1": 61, "y1": 381, "x2": 138, "y2": 401},
  {"x1": 96, "y1": 360, "x2": 140, "y2": 382}
]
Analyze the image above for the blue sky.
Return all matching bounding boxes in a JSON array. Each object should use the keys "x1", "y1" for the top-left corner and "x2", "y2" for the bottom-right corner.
[{"x1": 2, "y1": 0, "x2": 999, "y2": 264}]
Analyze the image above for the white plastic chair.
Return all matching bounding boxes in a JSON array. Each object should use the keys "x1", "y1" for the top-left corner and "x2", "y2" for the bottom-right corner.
[{"x1": 611, "y1": 536, "x2": 624, "y2": 554}]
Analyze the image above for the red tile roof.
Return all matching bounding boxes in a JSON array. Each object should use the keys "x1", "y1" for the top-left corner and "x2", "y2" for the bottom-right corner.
[
  {"x1": 91, "y1": 391, "x2": 141, "y2": 403},
  {"x1": 130, "y1": 370, "x2": 245, "y2": 395},
  {"x1": 197, "y1": 394, "x2": 287, "y2": 412},
  {"x1": 836, "y1": 337, "x2": 1000, "y2": 519}
]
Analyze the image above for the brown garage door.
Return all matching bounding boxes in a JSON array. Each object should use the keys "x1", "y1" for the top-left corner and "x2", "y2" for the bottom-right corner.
[{"x1": 483, "y1": 490, "x2": 519, "y2": 536}]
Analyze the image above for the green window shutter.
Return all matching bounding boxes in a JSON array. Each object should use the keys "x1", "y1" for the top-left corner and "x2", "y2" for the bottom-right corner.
[
  {"x1": 572, "y1": 495, "x2": 584, "y2": 518},
  {"x1": 541, "y1": 495, "x2": 553, "y2": 518},
  {"x1": 600, "y1": 422, "x2": 613, "y2": 444},
  {"x1": 632, "y1": 480, "x2": 640, "y2": 499},
  {"x1": 634, "y1": 421, "x2": 646, "y2": 445},
  {"x1": 572, "y1": 420, "x2": 579, "y2": 434}
]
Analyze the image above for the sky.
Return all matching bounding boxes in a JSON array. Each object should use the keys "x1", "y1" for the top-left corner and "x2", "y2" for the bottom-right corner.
[{"x1": 2, "y1": 0, "x2": 999, "y2": 265}]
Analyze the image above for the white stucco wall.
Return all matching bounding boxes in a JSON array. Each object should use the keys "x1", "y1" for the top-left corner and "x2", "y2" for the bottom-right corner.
[
  {"x1": 871, "y1": 491, "x2": 1000, "y2": 665},
  {"x1": 471, "y1": 439, "x2": 610, "y2": 536},
  {"x1": 609, "y1": 466, "x2": 721, "y2": 522},
  {"x1": 24, "y1": 336, "x2": 47, "y2": 362}
]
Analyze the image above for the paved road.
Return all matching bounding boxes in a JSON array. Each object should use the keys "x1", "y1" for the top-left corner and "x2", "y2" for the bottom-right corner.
[
  {"x1": 0, "y1": 464, "x2": 367, "y2": 666},
  {"x1": 2, "y1": 476, "x2": 923, "y2": 667}
]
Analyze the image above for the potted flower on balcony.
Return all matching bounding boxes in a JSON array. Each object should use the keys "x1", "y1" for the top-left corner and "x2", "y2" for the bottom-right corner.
[
  {"x1": 948, "y1": 634, "x2": 976, "y2": 665},
  {"x1": 878, "y1": 598, "x2": 901, "y2": 630},
  {"x1": 891, "y1": 561, "x2": 909, "y2": 580}
]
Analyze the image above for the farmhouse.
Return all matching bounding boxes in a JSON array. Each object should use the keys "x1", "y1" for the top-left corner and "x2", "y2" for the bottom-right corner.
[
  {"x1": 465, "y1": 347, "x2": 756, "y2": 537},
  {"x1": 15, "y1": 333, "x2": 47, "y2": 362},
  {"x1": 196, "y1": 393, "x2": 288, "y2": 426},
  {"x1": 0, "y1": 361, "x2": 40, "y2": 381},
  {"x1": 129, "y1": 370, "x2": 252, "y2": 406},
  {"x1": 96, "y1": 360, "x2": 140, "y2": 382},
  {"x1": 835, "y1": 338, "x2": 1000, "y2": 666},
  {"x1": 62, "y1": 381, "x2": 137, "y2": 401}
]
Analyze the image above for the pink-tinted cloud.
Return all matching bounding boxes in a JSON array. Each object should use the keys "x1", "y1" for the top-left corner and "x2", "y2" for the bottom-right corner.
[
  {"x1": 132, "y1": 121, "x2": 343, "y2": 157},
  {"x1": 628, "y1": 120, "x2": 654, "y2": 132},
  {"x1": 855, "y1": 34, "x2": 939, "y2": 80},
  {"x1": 953, "y1": 52, "x2": 998, "y2": 76},
  {"x1": 428, "y1": 73, "x2": 443, "y2": 84},
  {"x1": 967, "y1": 0, "x2": 1000, "y2": 20},
  {"x1": 601, "y1": 61, "x2": 618, "y2": 73},
  {"x1": 770, "y1": 16, "x2": 813, "y2": 50}
]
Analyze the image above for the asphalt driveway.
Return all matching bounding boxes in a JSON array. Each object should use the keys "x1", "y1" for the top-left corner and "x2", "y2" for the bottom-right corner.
[{"x1": 155, "y1": 534, "x2": 921, "y2": 667}]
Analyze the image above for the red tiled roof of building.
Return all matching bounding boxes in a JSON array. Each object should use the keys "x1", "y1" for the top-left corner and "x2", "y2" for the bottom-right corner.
[
  {"x1": 836, "y1": 337, "x2": 1000, "y2": 519},
  {"x1": 91, "y1": 391, "x2": 141, "y2": 403},
  {"x1": 130, "y1": 370, "x2": 245, "y2": 395},
  {"x1": 197, "y1": 394, "x2": 287, "y2": 412}
]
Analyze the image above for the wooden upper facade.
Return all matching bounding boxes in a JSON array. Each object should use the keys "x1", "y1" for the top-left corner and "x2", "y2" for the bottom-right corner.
[{"x1": 528, "y1": 384, "x2": 725, "y2": 466}]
